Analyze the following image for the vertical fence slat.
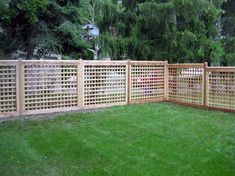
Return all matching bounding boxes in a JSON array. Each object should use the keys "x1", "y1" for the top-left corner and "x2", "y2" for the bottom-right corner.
[
  {"x1": 77, "y1": 59, "x2": 84, "y2": 108},
  {"x1": 164, "y1": 60, "x2": 169, "y2": 100},
  {"x1": 18, "y1": 60, "x2": 25, "y2": 115},
  {"x1": 127, "y1": 60, "x2": 131, "y2": 105},
  {"x1": 16, "y1": 63, "x2": 20, "y2": 115},
  {"x1": 126, "y1": 60, "x2": 130, "y2": 105},
  {"x1": 203, "y1": 62, "x2": 209, "y2": 106}
]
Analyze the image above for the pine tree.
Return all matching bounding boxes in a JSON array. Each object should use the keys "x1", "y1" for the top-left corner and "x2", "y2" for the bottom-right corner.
[
  {"x1": 221, "y1": 0, "x2": 235, "y2": 66},
  {"x1": 0, "y1": 0, "x2": 86, "y2": 59},
  {"x1": 83, "y1": 0, "x2": 224, "y2": 63}
]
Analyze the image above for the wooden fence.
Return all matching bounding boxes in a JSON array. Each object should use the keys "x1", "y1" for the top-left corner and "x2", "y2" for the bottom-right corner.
[{"x1": 0, "y1": 60, "x2": 234, "y2": 118}]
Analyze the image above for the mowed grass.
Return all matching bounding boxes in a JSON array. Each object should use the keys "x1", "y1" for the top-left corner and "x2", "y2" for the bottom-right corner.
[{"x1": 0, "y1": 103, "x2": 235, "y2": 176}]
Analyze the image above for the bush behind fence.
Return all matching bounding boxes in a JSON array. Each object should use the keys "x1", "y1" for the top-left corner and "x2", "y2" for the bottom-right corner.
[{"x1": 0, "y1": 60, "x2": 234, "y2": 118}]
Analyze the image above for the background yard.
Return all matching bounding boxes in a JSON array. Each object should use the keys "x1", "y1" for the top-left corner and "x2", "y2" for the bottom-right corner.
[{"x1": 0, "y1": 102, "x2": 235, "y2": 176}]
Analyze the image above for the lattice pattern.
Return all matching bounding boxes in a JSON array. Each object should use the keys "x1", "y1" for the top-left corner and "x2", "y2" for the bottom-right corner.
[
  {"x1": 130, "y1": 65, "x2": 165, "y2": 101},
  {"x1": 168, "y1": 67, "x2": 203, "y2": 104},
  {"x1": 0, "y1": 65, "x2": 17, "y2": 113},
  {"x1": 24, "y1": 64, "x2": 78, "y2": 111},
  {"x1": 208, "y1": 72, "x2": 235, "y2": 110},
  {"x1": 84, "y1": 65, "x2": 126, "y2": 105}
]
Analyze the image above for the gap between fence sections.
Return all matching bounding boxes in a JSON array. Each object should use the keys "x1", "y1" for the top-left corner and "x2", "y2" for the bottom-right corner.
[{"x1": 0, "y1": 60, "x2": 234, "y2": 118}]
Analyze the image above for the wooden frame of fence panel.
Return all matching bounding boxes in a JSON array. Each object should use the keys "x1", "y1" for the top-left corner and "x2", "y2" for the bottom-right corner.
[
  {"x1": 77, "y1": 60, "x2": 84, "y2": 108},
  {"x1": 206, "y1": 67, "x2": 235, "y2": 111},
  {"x1": 164, "y1": 61, "x2": 169, "y2": 100},
  {"x1": 18, "y1": 60, "x2": 25, "y2": 115},
  {"x1": 168, "y1": 63, "x2": 204, "y2": 105},
  {"x1": 203, "y1": 62, "x2": 209, "y2": 106},
  {"x1": 15, "y1": 63, "x2": 20, "y2": 115},
  {"x1": 130, "y1": 61, "x2": 168, "y2": 66},
  {"x1": 0, "y1": 61, "x2": 19, "y2": 118},
  {"x1": 21, "y1": 106, "x2": 83, "y2": 116},
  {"x1": 206, "y1": 67, "x2": 235, "y2": 72},
  {"x1": 126, "y1": 60, "x2": 130, "y2": 105},
  {"x1": 83, "y1": 60, "x2": 128, "y2": 108},
  {"x1": 165, "y1": 100, "x2": 235, "y2": 113},
  {"x1": 82, "y1": 60, "x2": 128, "y2": 66},
  {"x1": 168, "y1": 63, "x2": 205, "y2": 68},
  {"x1": 129, "y1": 61, "x2": 166, "y2": 104},
  {"x1": 20, "y1": 60, "x2": 80, "y2": 65},
  {"x1": 0, "y1": 60, "x2": 234, "y2": 118},
  {"x1": 22, "y1": 61, "x2": 80, "y2": 115}
]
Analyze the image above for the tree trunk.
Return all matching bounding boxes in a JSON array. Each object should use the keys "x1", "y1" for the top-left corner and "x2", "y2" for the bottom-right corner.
[
  {"x1": 26, "y1": 45, "x2": 35, "y2": 60},
  {"x1": 26, "y1": 25, "x2": 37, "y2": 60}
]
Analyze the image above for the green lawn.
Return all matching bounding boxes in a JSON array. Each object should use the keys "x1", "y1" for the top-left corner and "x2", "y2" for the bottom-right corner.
[{"x1": 0, "y1": 103, "x2": 235, "y2": 176}]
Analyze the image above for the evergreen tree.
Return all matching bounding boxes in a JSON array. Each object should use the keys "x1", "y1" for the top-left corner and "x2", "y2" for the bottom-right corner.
[
  {"x1": 221, "y1": 0, "x2": 235, "y2": 66},
  {"x1": 0, "y1": 0, "x2": 86, "y2": 59},
  {"x1": 0, "y1": 0, "x2": 232, "y2": 64},
  {"x1": 89, "y1": 0, "x2": 225, "y2": 64}
]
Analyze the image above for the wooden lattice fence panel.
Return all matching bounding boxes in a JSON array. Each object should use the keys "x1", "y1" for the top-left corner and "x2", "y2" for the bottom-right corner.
[
  {"x1": 207, "y1": 68, "x2": 235, "y2": 110},
  {"x1": 168, "y1": 64, "x2": 204, "y2": 105},
  {"x1": 23, "y1": 61, "x2": 79, "y2": 113},
  {"x1": 130, "y1": 61, "x2": 166, "y2": 103},
  {"x1": 0, "y1": 62, "x2": 18, "y2": 116},
  {"x1": 83, "y1": 61, "x2": 127, "y2": 107},
  {"x1": 1, "y1": 60, "x2": 235, "y2": 118}
]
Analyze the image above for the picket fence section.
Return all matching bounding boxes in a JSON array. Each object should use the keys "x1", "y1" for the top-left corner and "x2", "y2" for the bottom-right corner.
[{"x1": 0, "y1": 60, "x2": 234, "y2": 118}]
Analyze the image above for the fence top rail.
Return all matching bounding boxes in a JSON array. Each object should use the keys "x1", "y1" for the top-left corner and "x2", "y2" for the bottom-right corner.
[
  {"x1": 0, "y1": 60, "x2": 18, "y2": 65},
  {"x1": 130, "y1": 60, "x2": 167, "y2": 65},
  {"x1": 0, "y1": 60, "x2": 81, "y2": 66},
  {"x1": 22, "y1": 60, "x2": 81, "y2": 65},
  {"x1": 0, "y1": 60, "x2": 168, "y2": 66},
  {"x1": 82, "y1": 60, "x2": 128, "y2": 65},
  {"x1": 206, "y1": 67, "x2": 235, "y2": 72},
  {"x1": 168, "y1": 63, "x2": 204, "y2": 68}
]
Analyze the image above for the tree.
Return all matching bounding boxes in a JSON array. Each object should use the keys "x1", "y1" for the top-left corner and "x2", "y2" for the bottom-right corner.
[
  {"x1": 0, "y1": 0, "x2": 231, "y2": 64},
  {"x1": 86, "y1": 0, "x2": 225, "y2": 64},
  {"x1": 221, "y1": 0, "x2": 235, "y2": 66},
  {"x1": 0, "y1": 0, "x2": 87, "y2": 59},
  {"x1": 78, "y1": 0, "x2": 122, "y2": 60},
  {"x1": 125, "y1": 0, "x2": 224, "y2": 64}
]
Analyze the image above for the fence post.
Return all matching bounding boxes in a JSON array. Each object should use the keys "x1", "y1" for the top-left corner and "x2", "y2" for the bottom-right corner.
[
  {"x1": 17, "y1": 60, "x2": 25, "y2": 115},
  {"x1": 127, "y1": 59, "x2": 131, "y2": 105},
  {"x1": 77, "y1": 59, "x2": 84, "y2": 108},
  {"x1": 164, "y1": 60, "x2": 169, "y2": 100},
  {"x1": 203, "y1": 62, "x2": 209, "y2": 107}
]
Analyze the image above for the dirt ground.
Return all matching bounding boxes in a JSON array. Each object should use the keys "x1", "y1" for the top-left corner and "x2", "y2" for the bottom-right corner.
[{"x1": 0, "y1": 107, "x2": 106, "y2": 123}]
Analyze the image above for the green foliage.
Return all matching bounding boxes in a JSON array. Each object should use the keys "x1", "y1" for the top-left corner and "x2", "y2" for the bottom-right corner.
[
  {"x1": 222, "y1": 37, "x2": 235, "y2": 65},
  {"x1": 87, "y1": 0, "x2": 226, "y2": 63},
  {"x1": 221, "y1": 0, "x2": 235, "y2": 66},
  {"x1": 0, "y1": 0, "x2": 48, "y2": 23},
  {"x1": 0, "y1": 0, "x2": 234, "y2": 64},
  {"x1": 0, "y1": 0, "x2": 85, "y2": 59}
]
